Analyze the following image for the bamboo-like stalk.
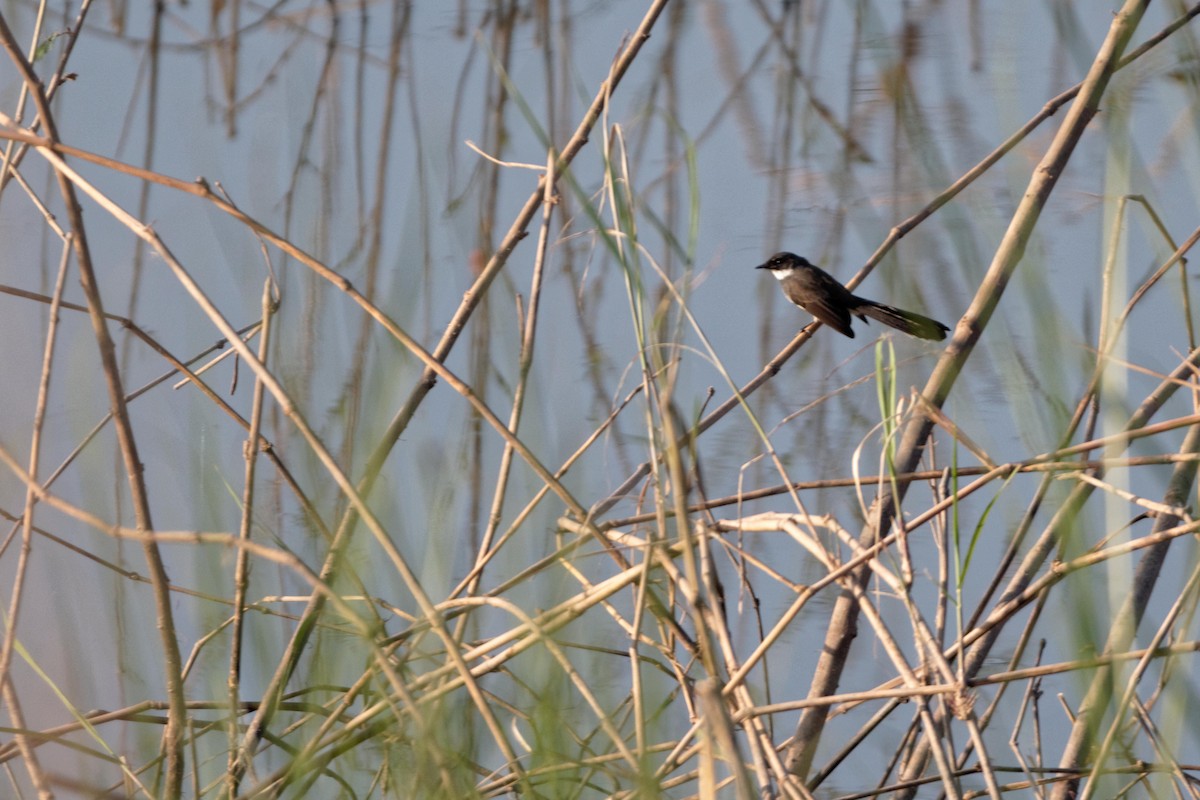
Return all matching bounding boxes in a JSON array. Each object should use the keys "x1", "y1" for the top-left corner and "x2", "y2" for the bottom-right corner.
[
  {"x1": 783, "y1": 0, "x2": 1152, "y2": 786},
  {"x1": 1060, "y1": 424, "x2": 1200, "y2": 799}
]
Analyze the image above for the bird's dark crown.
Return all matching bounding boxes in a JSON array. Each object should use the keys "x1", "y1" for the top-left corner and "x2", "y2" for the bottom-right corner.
[{"x1": 756, "y1": 252, "x2": 813, "y2": 271}]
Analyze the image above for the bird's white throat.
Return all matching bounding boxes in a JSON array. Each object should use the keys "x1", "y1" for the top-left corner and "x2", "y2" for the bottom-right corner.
[{"x1": 769, "y1": 268, "x2": 795, "y2": 281}]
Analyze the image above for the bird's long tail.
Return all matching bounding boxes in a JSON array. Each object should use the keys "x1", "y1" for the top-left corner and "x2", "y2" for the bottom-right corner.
[{"x1": 855, "y1": 301, "x2": 950, "y2": 341}]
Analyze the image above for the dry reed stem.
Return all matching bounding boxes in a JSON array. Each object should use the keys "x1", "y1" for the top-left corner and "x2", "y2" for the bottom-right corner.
[
  {"x1": 3, "y1": 2, "x2": 1200, "y2": 796},
  {"x1": 0, "y1": 13, "x2": 189, "y2": 796}
]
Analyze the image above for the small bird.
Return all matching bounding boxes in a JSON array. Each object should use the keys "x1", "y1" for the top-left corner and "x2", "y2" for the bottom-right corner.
[{"x1": 757, "y1": 252, "x2": 949, "y2": 341}]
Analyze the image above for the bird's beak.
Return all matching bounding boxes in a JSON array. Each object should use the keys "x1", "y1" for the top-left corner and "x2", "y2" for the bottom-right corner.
[{"x1": 754, "y1": 262, "x2": 769, "y2": 270}]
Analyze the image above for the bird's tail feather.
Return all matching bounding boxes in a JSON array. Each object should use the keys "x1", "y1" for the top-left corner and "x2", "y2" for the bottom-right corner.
[{"x1": 857, "y1": 302, "x2": 950, "y2": 341}]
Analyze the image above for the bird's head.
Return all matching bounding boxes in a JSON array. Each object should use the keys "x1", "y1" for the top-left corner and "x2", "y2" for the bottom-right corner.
[{"x1": 755, "y1": 252, "x2": 812, "y2": 278}]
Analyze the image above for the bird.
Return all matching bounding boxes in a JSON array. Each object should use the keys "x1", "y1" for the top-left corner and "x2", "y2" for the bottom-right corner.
[{"x1": 756, "y1": 252, "x2": 950, "y2": 341}]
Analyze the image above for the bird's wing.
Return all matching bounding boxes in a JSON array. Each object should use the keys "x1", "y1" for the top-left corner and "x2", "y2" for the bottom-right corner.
[{"x1": 797, "y1": 295, "x2": 855, "y2": 337}]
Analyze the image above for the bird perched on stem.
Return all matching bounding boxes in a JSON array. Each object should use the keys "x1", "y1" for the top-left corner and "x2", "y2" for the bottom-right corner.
[{"x1": 757, "y1": 252, "x2": 949, "y2": 341}]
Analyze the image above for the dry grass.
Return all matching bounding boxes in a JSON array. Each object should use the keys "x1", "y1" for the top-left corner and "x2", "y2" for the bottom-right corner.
[{"x1": 2, "y1": 1, "x2": 1200, "y2": 798}]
